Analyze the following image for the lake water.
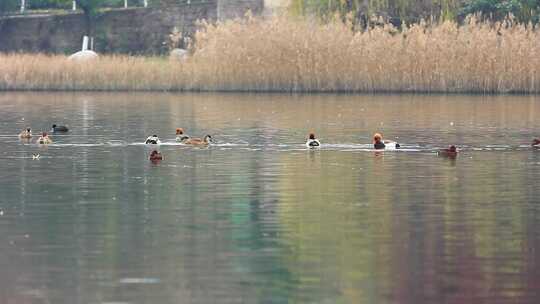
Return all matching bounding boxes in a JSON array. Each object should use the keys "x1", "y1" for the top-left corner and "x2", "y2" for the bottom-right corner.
[{"x1": 0, "y1": 92, "x2": 539, "y2": 304}]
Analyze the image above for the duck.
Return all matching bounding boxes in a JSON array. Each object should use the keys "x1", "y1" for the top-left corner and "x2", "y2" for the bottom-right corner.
[
  {"x1": 51, "y1": 124, "x2": 69, "y2": 133},
  {"x1": 145, "y1": 135, "x2": 161, "y2": 145},
  {"x1": 532, "y1": 139, "x2": 540, "y2": 148},
  {"x1": 373, "y1": 133, "x2": 400, "y2": 150},
  {"x1": 306, "y1": 133, "x2": 321, "y2": 148},
  {"x1": 184, "y1": 135, "x2": 214, "y2": 146},
  {"x1": 149, "y1": 150, "x2": 163, "y2": 162},
  {"x1": 37, "y1": 132, "x2": 53, "y2": 144},
  {"x1": 176, "y1": 128, "x2": 190, "y2": 143},
  {"x1": 19, "y1": 127, "x2": 32, "y2": 139},
  {"x1": 438, "y1": 145, "x2": 458, "y2": 158}
]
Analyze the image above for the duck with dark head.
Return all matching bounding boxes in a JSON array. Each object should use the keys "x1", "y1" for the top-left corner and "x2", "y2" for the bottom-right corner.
[
  {"x1": 145, "y1": 135, "x2": 161, "y2": 145},
  {"x1": 51, "y1": 124, "x2": 69, "y2": 133},
  {"x1": 306, "y1": 133, "x2": 321, "y2": 148},
  {"x1": 184, "y1": 135, "x2": 214, "y2": 146},
  {"x1": 19, "y1": 127, "x2": 32, "y2": 139},
  {"x1": 532, "y1": 139, "x2": 540, "y2": 148}
]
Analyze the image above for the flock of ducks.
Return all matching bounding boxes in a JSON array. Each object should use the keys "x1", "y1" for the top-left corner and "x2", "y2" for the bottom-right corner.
[
  {"x1": 17, "y1": 125, "x2": 540, "y2": 162},
  {"x1": 144, "y1": 128, "x2": 215, "y2": 146},
  {"x1": 18, "y1": 126, "x2": 216, "y2": 162},
  {"x1": 18, "y1": 125, "x2": 69, "y2": 145}
]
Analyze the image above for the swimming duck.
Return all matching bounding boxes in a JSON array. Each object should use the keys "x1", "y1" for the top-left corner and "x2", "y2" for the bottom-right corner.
[
  {"x1": 438, "y1": 145, "x2": 458, "y2": 158},
  {"x1": 51, "y1": 124, "x2": 69, "y2": 133},
  {"x1": 373, "y1": 133, "x2": 400, "y2": 150},
  {"x1": 532, "y1": 139, "x2": 540, "y2": 147},
  {"x1": 19, "y1": 127, "x2": 32, "y2": 139},
  {"x1": 176, "y1": 128, "x2": 190, "y2": 143},
  {"x1": 184, "y1": 135, "x2": 214, "y2": 146},
  {"x1": 145, "y1": 135, "x2": 161, "y2": 145},
  {"x1": 37, "y1": 132, "x2": 52, "y2": 144},
  {"x1": 306, "y1": 133, "x2": 321, "y2": 148},
  {"x1": 149, "y1": 150, "x2": 163, "y2": 162}
]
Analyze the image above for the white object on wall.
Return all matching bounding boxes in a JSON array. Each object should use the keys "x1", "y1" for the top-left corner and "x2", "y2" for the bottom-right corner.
[
  {"x1": 82, "y1": 36, "x2": 89, "y2": 51},
  {"x1": 68, "y1": 35, "x2": 98, "y2": 62},
  {"x1": 68, "y1": 50, "x2": 99, "y2": 61}
]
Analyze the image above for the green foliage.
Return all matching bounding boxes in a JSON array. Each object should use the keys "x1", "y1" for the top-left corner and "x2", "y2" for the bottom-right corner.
[
  {"x1": 31, "y1": 0, "x2": 143, "y2": 11},
  {"x1": 289, "y1": 0, "x2": 361, "y2": 18},
  {"x1": 290, "y1": 0, "x2": 540, "y2": 23},
  {"x1": 0, "y1": 0, "x2": 19, "y2": 14},
  {"x1": 289, "y1": 0, "x2": 463, "y2": 23},
  {"x1": 460, "y1": 0, "x2": 540, "y2": 22},
  {"x1": 461, "y1": 0, "x2": 519, "y2": 18},
  {"x1": 74, "y1": 0, "x2": 106, "y2": 15},
  {"x1": 27, "y1": 0, "x2": 72, "y2": 9}
]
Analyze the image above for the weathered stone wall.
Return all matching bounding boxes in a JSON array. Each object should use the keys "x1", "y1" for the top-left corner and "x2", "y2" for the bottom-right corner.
[
  {"x1": 218, "y1": 0, "x2": 264, "y2": 20},
  {"x1": 0, "y1": 2, "x2": 218, "y2": 54}
]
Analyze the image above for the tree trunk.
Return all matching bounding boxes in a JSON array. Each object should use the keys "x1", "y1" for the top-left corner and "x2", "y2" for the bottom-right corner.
[
  {"x1": 76, "y1": 1, "x2": 94, "y2": 37},
  {"x1": 83, "y1": 9, "x2": 93, "y2": 37}
]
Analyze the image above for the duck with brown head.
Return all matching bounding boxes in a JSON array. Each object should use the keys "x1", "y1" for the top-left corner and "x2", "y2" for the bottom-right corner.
[
  {"x1": 149, "y1": 150, "x2": 163, "y2": 162},
  {"x1": 306, "y1": 133, "x2": 321, "y2": 148},
  {"x1": 37, "y1": 132, "x2": 52, "y2": 145},
  {"x1": 373, "y1": 132, "x2": 400, "y2": 150},
  {"x1": 176, "y1": 128, "x2": 190, "y2": 143},
  {"x1": 373, "y1": 133, "x2": 385, "y2": 149},
  {"x1": 438, "y1": 145, "x2": 458, "y2": 158}
]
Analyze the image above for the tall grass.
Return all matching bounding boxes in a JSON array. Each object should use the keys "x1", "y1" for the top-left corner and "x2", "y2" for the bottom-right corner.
[{"x1": 1, "y1": 15, "x2": 539, "y2": 93}]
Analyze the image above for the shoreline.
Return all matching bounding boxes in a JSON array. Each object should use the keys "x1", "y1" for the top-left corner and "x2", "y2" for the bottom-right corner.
[
  {"x1": 2, "y1": 17, "x2": 539, "y2": 94},
  {"x1": 0, "y1": 88, "x2": 538, "y2": 95}
]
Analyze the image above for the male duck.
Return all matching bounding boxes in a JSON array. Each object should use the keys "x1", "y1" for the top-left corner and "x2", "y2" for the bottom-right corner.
[
  {"x1": 438, "y1": 145, "x2": 458, "y2": 158},
  {"x1": 532, "y1": 139, "x2": 540, "y2": 148},
  {"x1": 51, "y1": 124, "x2": 69, "y2": 133},
  {"x1": 306, "y1": 133, "x2": 321, "y2": 148},
  {"x1": 37, "y1": 132, "x2": 53, "y2": 144},
  {"x1": 145, "y1": 135, "x2": 161, "y2": 145},
  {"x1": 19, "y1": 127, "x2": 32, "y2": 139},
  {"x1": 184, "y1": 135, "x2": 214, "y2": 146},
  {"x1": 373, "y1": 133, "x2": 400, "y2": 150},
  {"x1": 176, "y1": 128, "x2": 190, "y2": 143}
]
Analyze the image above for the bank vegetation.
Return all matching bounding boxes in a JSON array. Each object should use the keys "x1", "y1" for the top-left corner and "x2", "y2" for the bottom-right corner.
[{"x1": 1, "y1": 15, "x2": 539, "y2": 93}]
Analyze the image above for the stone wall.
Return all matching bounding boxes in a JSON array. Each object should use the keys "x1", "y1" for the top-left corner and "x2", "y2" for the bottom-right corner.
[
  {"x1": 0, "y1": 2, "x2": 219, "y2": 54},
  {"x1": 218, "y1": 0, "x2": 264, "y2": 20}
]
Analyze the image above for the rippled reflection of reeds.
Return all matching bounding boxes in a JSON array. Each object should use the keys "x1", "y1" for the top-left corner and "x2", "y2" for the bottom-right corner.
[{"x1": 1, "y1": 15, "x2": 539, "y2": 93}]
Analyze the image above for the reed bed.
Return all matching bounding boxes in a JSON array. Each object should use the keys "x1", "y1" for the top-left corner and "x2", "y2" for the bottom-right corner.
[{"x1": 1, "y1": 16, "x2": 539, "y2": 93}]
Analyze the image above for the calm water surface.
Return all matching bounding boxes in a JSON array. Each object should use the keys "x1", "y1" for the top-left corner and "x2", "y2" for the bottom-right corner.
[{"x1": 0, "y1": 92, "x2": 539, "y2": 304}]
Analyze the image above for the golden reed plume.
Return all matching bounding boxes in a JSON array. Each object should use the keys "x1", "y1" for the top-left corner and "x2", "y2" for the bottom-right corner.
[{"x1": 1, "y1": 16, "x2": 538, "y2": 93}]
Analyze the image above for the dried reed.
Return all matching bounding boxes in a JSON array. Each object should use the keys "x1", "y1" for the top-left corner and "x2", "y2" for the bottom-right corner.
[{"x1": 0, "y1": 16, "x2": 539, "y2": 93}]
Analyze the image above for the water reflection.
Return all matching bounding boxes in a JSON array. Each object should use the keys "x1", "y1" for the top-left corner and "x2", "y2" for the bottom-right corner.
[{"x1": 0, "y1": 92, "x2": 539, "y2": 304}]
